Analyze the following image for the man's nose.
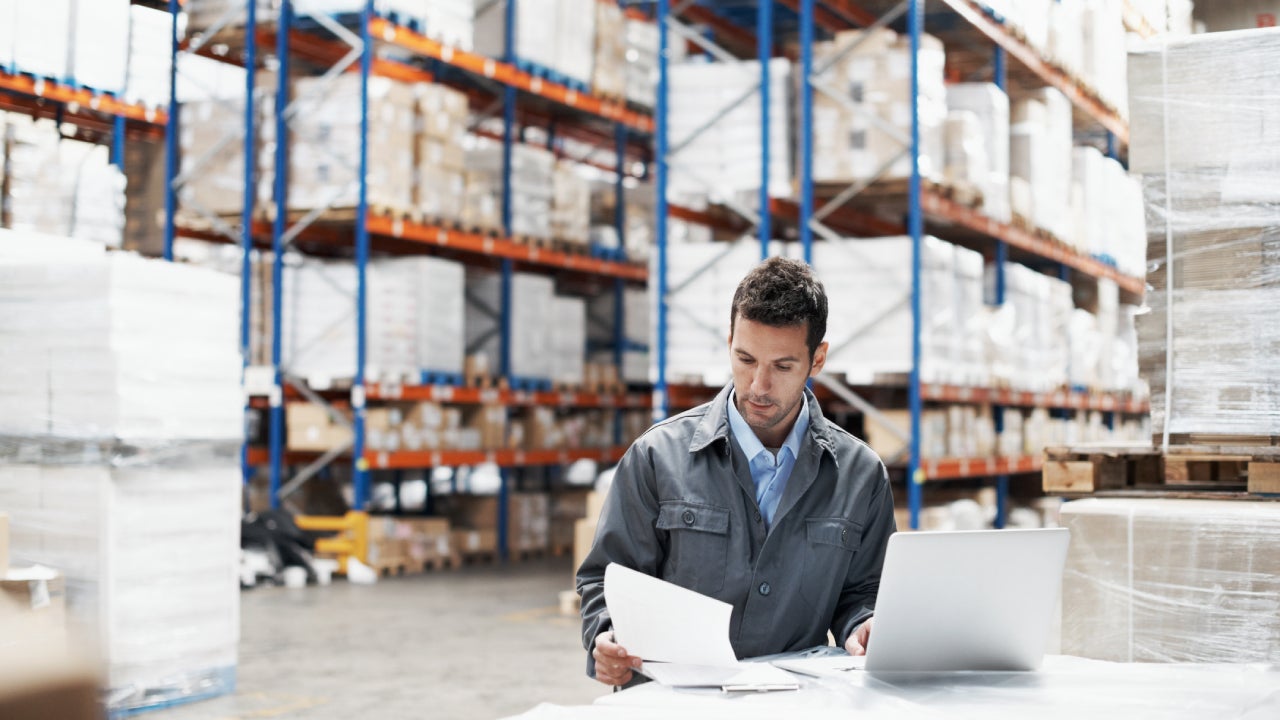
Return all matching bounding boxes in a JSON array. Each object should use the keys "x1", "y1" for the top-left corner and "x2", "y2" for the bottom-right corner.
[{"x1": 751, "y1": 367, "x2": 771, "y2": 395}]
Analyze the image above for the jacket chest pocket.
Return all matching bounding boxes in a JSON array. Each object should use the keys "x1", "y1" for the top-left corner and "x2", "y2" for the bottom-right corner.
[
  {"x1": 799, "y1": 518, "x2": 862, "y2": 612},
  {"x1": 657, "y1": 501, "x2": 731, "y2": 595}
]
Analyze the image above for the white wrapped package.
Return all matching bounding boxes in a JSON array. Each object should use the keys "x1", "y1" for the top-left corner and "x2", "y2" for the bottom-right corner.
[
  {"x1": 13, "y1": 0, "x2": 71, "y2": 80},
  {"x1": 0, "y1": 459, "x2": 241, "y2": 714},
  {"x1": 0, "y1": 232, "x2": 242, "y2": 441},
  {"x1": 1129, "y1": 28, "x2": 1280, "y2": 437},
  {"x1": 946, "y1": 83, "x2": 1010, "y2": 222},
  {"x1": 550, "y1": 295, "x2": 586, "y2": 387},
  {"x1": 1061, "y1": 498, "x2": 1280, "y2": 664},
  {"x1": 281, "y1": 255, "x2": 466, "y2": 383},
  {"x1": 71, "y1": 0, "x2": 130, "y2": 93}
]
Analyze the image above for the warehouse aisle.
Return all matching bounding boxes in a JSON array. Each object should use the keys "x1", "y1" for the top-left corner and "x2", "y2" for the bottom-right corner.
[{"x1": 148, "y1": 559, "x2": 603, "y2": 720}]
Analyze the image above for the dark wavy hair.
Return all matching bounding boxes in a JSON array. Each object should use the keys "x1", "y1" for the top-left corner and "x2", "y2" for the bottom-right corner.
[{"x1": 730, "y1": 257, "x2": 828, "y2": 359}]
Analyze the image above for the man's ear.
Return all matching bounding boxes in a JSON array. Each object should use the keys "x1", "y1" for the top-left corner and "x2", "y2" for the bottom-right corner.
[{"x1": 809, "y1": 341, "x2": 829, "y2": 378}]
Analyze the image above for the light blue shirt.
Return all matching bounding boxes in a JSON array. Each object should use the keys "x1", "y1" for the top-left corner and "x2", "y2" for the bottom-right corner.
[{"x1": 726, "y1": 390, "x2": 810, "y2": 531}]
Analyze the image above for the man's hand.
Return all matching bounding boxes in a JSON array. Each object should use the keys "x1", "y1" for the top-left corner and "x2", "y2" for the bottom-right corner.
[
  {"x1": 844, "y1": 618, "x2": 874, "y2": 656},
  {"x1": 592, "y1": 631, "x2": 643, "y2": 686}
]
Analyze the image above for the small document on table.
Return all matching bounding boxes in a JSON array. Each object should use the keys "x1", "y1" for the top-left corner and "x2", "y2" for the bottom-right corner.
[{"x1": 603, "y1": 563, "x2": 799, "y2": 692}]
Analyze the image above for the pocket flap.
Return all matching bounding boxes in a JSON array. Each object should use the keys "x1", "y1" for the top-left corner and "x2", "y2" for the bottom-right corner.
[
  {"x1": 806, "y1": 518, "x2": 861, "y2": 552},
  {"x1": 657, "y1": 501, "x2": 731, "y2": 535}
]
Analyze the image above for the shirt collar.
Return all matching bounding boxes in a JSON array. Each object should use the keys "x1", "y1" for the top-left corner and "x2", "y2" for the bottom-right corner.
[{"x1": 727, "y1": 389, "x2": 810, "y2": 462}]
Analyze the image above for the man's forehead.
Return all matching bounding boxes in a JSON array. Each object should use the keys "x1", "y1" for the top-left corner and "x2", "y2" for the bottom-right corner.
[{"x1": 731, "y1": 320, "x2": 807, "y2": 360}]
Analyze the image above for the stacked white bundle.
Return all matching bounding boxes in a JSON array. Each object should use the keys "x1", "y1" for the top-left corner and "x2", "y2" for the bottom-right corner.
[
  {"x1": 466, "y1": 141, "x2": 555, "y2": 239},
  {"x1": 4, "y1": 116, "x2": 75, "y2": 238},
  {"x1": 125, "y1": 5, "x2": 173, "y2": 108},
  {"x1": 551, "y1": 161, "x2": 591, "y2": 247},
  {"x1": 550, "y1": 296, "x2": 586, "y2": 387},
  {"x1": 465, "y1": 269, "x2": 562, "y2": 383},
  {"x1": 422, "y1": 0, "x2": 475, "y2": 50},
  {"x1": 70, "y1": 0, "x2": 130, "y2": 93},
  {"x1": 475, "y1": 0, "x2": 593, "y2": 85},
  {"x1": 280, "y1": 256, "x2": 466, "y2": 384},
  {"x1": 0, "y1": 233, "x2": 243, "y2": 441},
  {"x1": 587, "y1": 286, "x2": 650, "y2": 384},
  {"x1": 290, "y1": 74, "x2": 416, "y2": 214},
  {"x1": 662, "y1": 240, "x2": 784, "y2": 387},
  {"x1": 815, "y1": 236, "x2": 976, "y2": 385},
  {"x1": 0, "y1": 461, "x2": 241, "y2": 715},
  {"x1": 667, "y1": 59, "x2": 792, "y2": 204},
  {"x1": 810, "y1": 29, "x2": 946, "y2": 184},
  {"x1": 945, "y1": 83, "x2": 1010, "y2": 222},
  {"x1": 1010, "y1": 88, "x2": 1073, "y2": 241},
  {"x1": 1069, "y1": 146, "x2": 1146, "y2": 277},
  {"x1": 624, "y1": 16, "x2": 661, "y2": 107},
  {"x1": 10, "y1": 0, "x2": 72, "y2": 81}
]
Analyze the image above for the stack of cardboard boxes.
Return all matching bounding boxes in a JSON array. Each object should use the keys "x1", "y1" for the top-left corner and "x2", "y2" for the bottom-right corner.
[
  {"x1": 416, "y1": 84, "x2": 470, "y2": 224},
  {"x1": 810, "y1": 28, "x2": 946, "y2": 185}
]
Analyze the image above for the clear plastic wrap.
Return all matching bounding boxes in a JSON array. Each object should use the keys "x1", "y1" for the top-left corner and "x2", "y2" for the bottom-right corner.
[
  {"x1": 1061, "y1": 498, "x2": 1280, "y2": 664},
  {"x1": 0, "y1": 233, "x2": 242, "y2": 713},
  {"x1": 1129, "y1": 28, "x2": 1280, "y2": 438}
]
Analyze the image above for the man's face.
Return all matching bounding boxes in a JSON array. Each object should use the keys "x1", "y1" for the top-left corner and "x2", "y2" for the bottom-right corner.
[{"x1": 729, "y1": 316, "x2": 828, "y2": 446}]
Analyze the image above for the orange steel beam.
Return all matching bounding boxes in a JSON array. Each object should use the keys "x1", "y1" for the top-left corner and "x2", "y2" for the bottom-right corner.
[
  {"x1": 0, "y1": 69, "x2": 166, "y2": 124},
  {"x1": 818, "y1": 0, "x2": 880, "y2": 28},
  {"x1": 372, "y1": 17, "x2": 653, "y2": 133},
  {"x1": 776, "y1": 0, "x2": 859, "y2": 33}
]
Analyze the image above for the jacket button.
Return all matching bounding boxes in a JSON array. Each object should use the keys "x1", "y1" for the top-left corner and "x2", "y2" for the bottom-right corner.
[
  {"x1": 682, "y1": 510, "x2": 695, "y2": 525},
  {"x1": 755, "y1": 512, "x2": 762, "y2": 523},
  {"x1": 758, "y1": 582, "x2": 771, "y2": 596},
  {"x1": 841, "y1": 528, "x2": 848, "y2": 540}
]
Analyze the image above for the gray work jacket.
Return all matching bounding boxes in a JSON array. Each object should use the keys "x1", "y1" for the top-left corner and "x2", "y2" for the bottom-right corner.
[{"x1": 576, "y1": 383, "x2": 896, "y2": 677}]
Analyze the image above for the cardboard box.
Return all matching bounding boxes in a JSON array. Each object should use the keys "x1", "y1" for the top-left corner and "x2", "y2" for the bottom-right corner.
[
  {"x1": 451, "y1": 529, "x2": 498, "y2": 557},
  {"x1": 0, "y1": 608, "x2": 99, "y2": 720}
]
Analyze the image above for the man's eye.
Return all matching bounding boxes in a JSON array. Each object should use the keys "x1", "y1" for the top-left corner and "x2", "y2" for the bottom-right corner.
[
  {"x1": 739, "y1": 357, "x2": 755, "y2": 365},
  {"x1": 776, "y1": 365, "x2": 792, "y2": 372}
]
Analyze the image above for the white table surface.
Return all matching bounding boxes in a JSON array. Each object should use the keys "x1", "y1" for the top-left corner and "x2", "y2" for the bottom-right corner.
[{"x1": 505, "y1": 655, "x2": 1280, "y2": 720}]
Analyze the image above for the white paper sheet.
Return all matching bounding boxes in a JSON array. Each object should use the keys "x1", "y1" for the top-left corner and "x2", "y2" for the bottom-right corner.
[
  {"x1": 603, "y1": 563, "x2": 739, "y2": 667},
  {"x1": 770, "y1": 655, "x2": 866, "y2": 678}
]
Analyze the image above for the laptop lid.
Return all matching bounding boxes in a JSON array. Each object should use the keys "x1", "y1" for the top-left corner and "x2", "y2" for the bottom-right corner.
[{"x1": 864, "y1": 528, "x2": 1071, "y2": 674}]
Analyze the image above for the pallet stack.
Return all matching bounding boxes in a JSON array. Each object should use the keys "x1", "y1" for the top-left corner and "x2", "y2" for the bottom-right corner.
[{"x1": 1048, "y1": 28, "x2": 1280, "y2": 667}]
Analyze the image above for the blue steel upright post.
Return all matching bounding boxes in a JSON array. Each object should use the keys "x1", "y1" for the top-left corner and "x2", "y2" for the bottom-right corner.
[
  {"x1": 352, "y1": 0, "x2": 375, "y2": 510},
  {"x1": 992, "y1": 44, "x2": 1009, "y2": 529},
  {"x1": 241, "y1": 0, "x2": 259, "y2": 489},
  {"x1": 162, "y1": 0, "x2": 180, "y2": 261},
  {"x1": 269, "y1": 1, "x2": 293, "y2": 509},
  {"x1": 654, "y1": 0, "x2": 670, "y2": 422},
  {"x1": 613, "y1": 124, "x2": 628, "y2": 446},
  {"x1": 757, "y1": 1, "x2": 773, "y2": 257},
  {"x1": 497, "y1": 0, "x2": 520, "y2": 561},
  {"x1": 798, "y1": 0, "x2": 814, "y2": 265},
  {"x1": 907, "y1": 0, "x2": 924, "y2": 530},
  {"x1": 110, "y1": 115, "x2": 127, "y2": 171}
]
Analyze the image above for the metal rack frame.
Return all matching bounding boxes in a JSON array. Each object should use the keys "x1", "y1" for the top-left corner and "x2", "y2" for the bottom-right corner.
[
  {"x1": 653, "y1": 0, "x2": 1149, "y2": 530},
  {"x1": 164, "y1": 0, "x2": 656, "y2": 560}
]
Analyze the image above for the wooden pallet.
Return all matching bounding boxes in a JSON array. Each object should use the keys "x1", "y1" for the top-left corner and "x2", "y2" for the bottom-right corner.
[{"x1": 1043, "y1": 444, "x2": 1280, "y2": 497}]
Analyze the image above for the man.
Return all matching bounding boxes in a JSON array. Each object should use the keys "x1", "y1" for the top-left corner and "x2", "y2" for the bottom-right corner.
[{"x1": 576, "y1": 257, "x2": 896, "y2": 686}]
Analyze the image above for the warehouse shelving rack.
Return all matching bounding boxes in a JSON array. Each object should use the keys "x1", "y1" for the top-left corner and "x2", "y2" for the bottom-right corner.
[
  {"x1": 0, "y1": 58, "x2": 166, "y2": 171},
  {"x1": 652, "y1": 0, "x2": 1150, "y2": 529},
  {"x1": 165, "y1": 0, "x2": 656, "y2": 561}
]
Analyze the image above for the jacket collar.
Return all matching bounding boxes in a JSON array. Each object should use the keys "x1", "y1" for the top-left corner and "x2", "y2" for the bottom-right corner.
[{"x1": 690, "y1": 382, "x2": 837, "y2": 464}]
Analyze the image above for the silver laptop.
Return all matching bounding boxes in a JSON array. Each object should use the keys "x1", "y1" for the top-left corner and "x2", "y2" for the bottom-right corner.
[
  {"x1": 781, "y1": 528, "x2": 1070, "y2": 676},
  {"x1": 866, "y1": 528, "x2": 1070, "y2": 673}
]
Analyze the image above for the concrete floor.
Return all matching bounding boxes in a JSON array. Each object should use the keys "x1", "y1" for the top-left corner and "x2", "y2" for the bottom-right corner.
[{"x1": 149, "y1": 557, "x2": 606, "y2": 720}]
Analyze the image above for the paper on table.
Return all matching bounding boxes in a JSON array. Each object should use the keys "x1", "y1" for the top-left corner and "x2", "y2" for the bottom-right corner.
[
  {"x1": 603, "y1": 563, "x2": 739, "y2": 668},
  {"x1": 771, "y1": 655, "x2": 866, "y2": 678}
]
